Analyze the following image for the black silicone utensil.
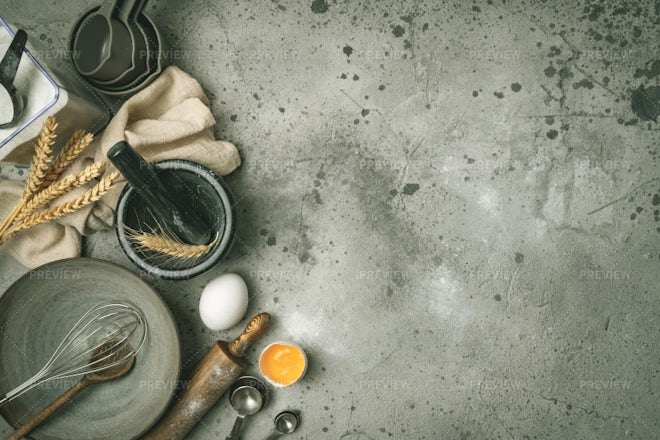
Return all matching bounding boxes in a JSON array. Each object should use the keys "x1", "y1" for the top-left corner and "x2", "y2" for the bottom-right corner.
[
  {"x1": 0, "y1": 29, "x2": 27, "y2": 129},
  {"x1": 107, "y1": 141, "x2": 211, "y2": 245}
]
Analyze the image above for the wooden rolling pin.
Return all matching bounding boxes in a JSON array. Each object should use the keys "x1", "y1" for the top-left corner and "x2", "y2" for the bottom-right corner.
[{"x1": 141, "y1": 313, "x2": 270, "y2": 440}]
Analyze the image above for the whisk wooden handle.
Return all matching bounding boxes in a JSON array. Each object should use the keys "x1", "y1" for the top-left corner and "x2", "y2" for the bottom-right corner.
[
  {"x1": 141, "y1": 313, "x2": 270, "y2": 440},
  {"x1": 6, "y1": 379, "x2": 89, "y2": 440}
]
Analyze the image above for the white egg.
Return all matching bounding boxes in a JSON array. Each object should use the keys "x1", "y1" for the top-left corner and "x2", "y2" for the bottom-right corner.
[{"x1": 199, "y1": 273, "x2": 249, "y2": 331}]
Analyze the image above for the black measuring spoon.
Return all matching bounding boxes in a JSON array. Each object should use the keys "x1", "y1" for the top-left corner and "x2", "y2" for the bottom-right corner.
[{"x1": 0, "y1": 29, "x2": 27, "y2": 129}]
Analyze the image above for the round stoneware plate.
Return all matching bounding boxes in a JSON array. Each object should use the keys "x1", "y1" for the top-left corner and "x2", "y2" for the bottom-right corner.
[{"x1": 0, "y1": 258, "x2": 181, "y2": 440}]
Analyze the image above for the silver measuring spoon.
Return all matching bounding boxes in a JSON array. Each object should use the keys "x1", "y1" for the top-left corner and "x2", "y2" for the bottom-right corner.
[
  {"x1": 263, "y1": 411, "x2": 301, "y2": 440},
  {"x1": 0, "y1": 29, "x2": 27, "y2": 129},
  {"x1": 225, "y1": 385, "x2": 264, "y2": 440}
]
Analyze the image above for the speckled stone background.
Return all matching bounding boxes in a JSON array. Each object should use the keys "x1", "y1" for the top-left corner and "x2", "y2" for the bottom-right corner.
[{"x1": 1, "y1": 0, "x2": 659, "y2": 439}]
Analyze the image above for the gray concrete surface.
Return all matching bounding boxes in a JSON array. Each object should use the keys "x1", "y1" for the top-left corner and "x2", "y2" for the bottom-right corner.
[{"x1": 1, "y1": 0, "x2": 659, "y2": 438}]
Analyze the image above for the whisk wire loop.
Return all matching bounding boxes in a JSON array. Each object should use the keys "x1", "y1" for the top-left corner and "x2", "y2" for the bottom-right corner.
[{"x1": 0, "y1": 301, "x2": 147, "y2": 406}]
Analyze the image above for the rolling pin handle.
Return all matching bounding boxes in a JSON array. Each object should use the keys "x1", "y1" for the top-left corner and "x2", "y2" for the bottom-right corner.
[{"x1": 228, "y1": 313, "x2": 271, "y2": 357}]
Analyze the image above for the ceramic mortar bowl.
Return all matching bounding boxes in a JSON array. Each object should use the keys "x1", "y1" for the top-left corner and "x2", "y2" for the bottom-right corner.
[{"x1": 115, "y1": 159, "x2": 235, "y2": 280}]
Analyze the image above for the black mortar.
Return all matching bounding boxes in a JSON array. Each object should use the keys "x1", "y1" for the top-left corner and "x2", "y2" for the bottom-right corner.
[{"x1": 115, "y1": 159, "x2": 235, "y2": 280}]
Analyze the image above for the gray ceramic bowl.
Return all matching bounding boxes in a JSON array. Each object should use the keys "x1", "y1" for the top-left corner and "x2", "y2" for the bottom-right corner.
[{"x1": 0, "y1": 258, "x2": 181, "y2": 440}]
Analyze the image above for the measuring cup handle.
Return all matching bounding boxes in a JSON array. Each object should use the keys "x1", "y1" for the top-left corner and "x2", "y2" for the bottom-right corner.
[
  {"x1": 0, "y1": 29, "x2": 27, "y2": 88},
  {"x1": 129, "y1": 0, "x2": 149, "y2": 20},
  {"x1": 225, "y1": 415, "x2": 245, "y2": 440},
  {"x1": 115, "y1": 0, "x2": 139, "y2": 21},
  {"x1": 98, "y1": 0, "x2": 121, "y2": 19}
]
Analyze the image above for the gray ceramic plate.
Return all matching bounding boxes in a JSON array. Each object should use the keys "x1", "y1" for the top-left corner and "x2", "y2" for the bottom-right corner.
[{"x1": 0, "y1": 258, "x2": 181, "y2": 440}]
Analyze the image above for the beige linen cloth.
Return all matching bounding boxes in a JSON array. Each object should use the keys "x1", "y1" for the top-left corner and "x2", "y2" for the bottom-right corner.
[{"x1": 0, "y1": 66, "x2": 240, "y2": 268}]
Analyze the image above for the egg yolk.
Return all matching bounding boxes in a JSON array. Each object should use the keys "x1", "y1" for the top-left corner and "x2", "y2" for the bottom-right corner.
[{"x1": 260, "y1": 343, "x2": 306, "y2": 386}]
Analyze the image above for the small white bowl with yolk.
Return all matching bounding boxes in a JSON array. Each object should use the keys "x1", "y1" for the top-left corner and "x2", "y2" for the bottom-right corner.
[{"x1": 259, "y1": 342, "x2": 308, "y2": 387}]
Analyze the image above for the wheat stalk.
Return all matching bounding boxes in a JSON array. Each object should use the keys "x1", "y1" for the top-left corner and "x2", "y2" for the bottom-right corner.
[
  {"x1": 40, "y1": 130, "x2": 94, "y2": 190},
  {"x1": 25, "y1": 115, "x2": 57, "y2": 198},
  {"x1": 0, "y1": 171, "x2": 120, "y2": 244},
  {"x1": 125, "y1": 226, "x2": 220, "y2": 260},
  {"x1": 14, "y1": 161, "x2": 107, "y2": 223},
  {"x1": 0, "y1": 117, "x2": 57, "y2": 234},
  {"x1": 0, "y1": 117, "x2": 117, "y2": 247}
]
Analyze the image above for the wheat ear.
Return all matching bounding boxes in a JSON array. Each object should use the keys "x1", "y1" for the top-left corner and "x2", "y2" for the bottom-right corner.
[
  {"x1": 0, "y1": 117, "x2": 57, "y2": 234},
  {"x1": 25, "y1": 115, "x2": 58, "y2": 198},
  {"x1": 125, "y1": 227, "x2": 220, "y2": 260},
  {"x1": 0, "y1": 171, "x2": 120, "y2": 244},
  {"x1": 40, "y1": 130, "x2": 94, "y2": 190},
  {"x1": 15, "y1": 161, "x2": 107, "y2": 223}
]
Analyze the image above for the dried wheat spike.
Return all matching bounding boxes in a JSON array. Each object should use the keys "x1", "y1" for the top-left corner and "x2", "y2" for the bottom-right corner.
[
  {"x1": 0, "y1": 116, "x2": 58, "y2": 234},
  {"x1": 24, "y1": 115, "x2": 58, "y2": 200},
  {"x1": 0, "y1": 171, "x2": 120, "y2": 244},
  {"x1": 40, "y1": 130, "x2": 94, "y2": 190},
  {"x1": 15, "y1": 161, "x2": 107, "y2": 223},
  {"x1": 125, "y1": 227, "x2": 220, "y2": 260}
]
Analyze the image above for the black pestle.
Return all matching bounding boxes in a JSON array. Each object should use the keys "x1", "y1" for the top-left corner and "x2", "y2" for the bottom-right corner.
[{"x1": 107, "y1": 141, "x2": 211, "y2": 245}]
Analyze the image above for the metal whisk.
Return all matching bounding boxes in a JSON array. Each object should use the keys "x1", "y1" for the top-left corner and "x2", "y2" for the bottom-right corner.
[{"x1": 0, "y1": 301, "x2": 147, "y2": 406}]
